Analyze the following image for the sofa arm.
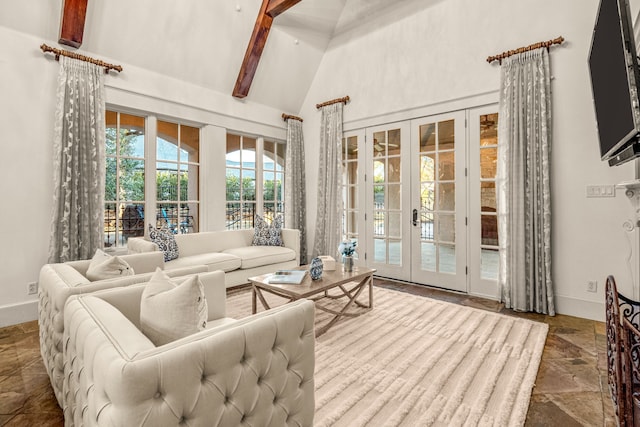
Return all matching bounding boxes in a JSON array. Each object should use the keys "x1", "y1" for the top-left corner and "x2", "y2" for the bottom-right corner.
[
  {"x1": 200, "y1": 270, "x2": 226, "y2": 319},
  {"x1": 281, "y1": 228, "x2": 301, "y2": 265},
  {"x1": 127, "y1": 237, "x2": 159, "y2": 254}
]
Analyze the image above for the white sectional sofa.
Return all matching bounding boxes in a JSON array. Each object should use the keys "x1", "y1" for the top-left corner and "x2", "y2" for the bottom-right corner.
[
  {"x1": 127, "y1": 228, "x2": 300, "y2": 288},
  {"x1": 38, "y1": 251, "x2": 208, "y2": 407},
  {"x1": 63, "y1": 284, "x2": 316, "y2": 427}
]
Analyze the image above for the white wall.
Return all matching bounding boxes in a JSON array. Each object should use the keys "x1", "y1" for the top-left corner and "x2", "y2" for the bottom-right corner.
[
  {"x1": 0, "y1": 25, "x2": 287, "y2": 327},
  {"x1": 299, "y1": 0, "x2": 635, "y2": 321}
]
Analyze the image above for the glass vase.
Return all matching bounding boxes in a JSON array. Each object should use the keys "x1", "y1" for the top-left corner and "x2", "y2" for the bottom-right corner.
[{"x1": 342, "y1": 255, "x2": 354, "y2": 272}]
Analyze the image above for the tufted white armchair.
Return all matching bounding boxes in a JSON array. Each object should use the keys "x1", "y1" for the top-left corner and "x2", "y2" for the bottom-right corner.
[
  {"x1": 62, "y1": 283, "x2": 316, "y2": 427},
  {"x1": 38, "y1": 252, "x2": 208, "y2": 407}
]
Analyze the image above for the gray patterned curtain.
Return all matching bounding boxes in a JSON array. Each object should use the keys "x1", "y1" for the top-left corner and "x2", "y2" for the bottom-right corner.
[
  {"x1": 313, "y1": 103, "x2": 344, "y2": 259},
  {"x1": 284, "y1": 118, "x2": 308, "y2": 264},
  {"x1": 48, "y1": 57, "x2": 106, "y2": 263},
  {"x1": 497, "y1": 48, "x2": 555, "y2": 315}
]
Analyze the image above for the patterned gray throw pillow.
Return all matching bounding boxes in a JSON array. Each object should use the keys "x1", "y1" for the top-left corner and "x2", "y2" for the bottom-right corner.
[
  {"x1": 148, "y1": 224, "x2": 179, "y2": 261},
  {"x1": 252, "y1": 214, "x2": 284, "y2": 246}
]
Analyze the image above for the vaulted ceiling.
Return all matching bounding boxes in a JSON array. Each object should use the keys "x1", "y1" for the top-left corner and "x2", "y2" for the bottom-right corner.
[{"x1": 0, "y1": 0, "x2": 443, "y2": 113}]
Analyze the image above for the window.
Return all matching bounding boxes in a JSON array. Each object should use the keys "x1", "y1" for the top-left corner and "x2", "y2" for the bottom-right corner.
[
  {"x1": 226, "y1": 134, "x2": 285, "y2": 229},
  {"x1": 104, "y1": 110, "x2": 201, "y2": 248},
  {"x1": 156, "y1": 120, "x2": 200, "y2": 234},
  {"x1": 105, "y1": 111, "x2": 145, "y2": 248}
]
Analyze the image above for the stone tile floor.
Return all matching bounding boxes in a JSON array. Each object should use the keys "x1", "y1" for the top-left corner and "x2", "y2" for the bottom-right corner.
[{"x1": 0, "y1": 278, "x2": 614, "y2": 426}]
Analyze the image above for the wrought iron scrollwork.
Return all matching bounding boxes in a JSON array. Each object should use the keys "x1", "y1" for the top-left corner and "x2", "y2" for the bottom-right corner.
[{"x1": 607, "y1": 275, "x2": 640, "y2": 426}]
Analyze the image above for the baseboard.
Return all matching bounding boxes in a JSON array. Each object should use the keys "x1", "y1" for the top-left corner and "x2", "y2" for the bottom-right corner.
[
  {"x1": 0, "y1": 300, "x2": 38, "y2": 328},
  {"x1": 555, "y1": 295, "x2": 604, "y2": 322},
  {"x1": 0, "y1": 294, "x2": 603, "y2": 327}
]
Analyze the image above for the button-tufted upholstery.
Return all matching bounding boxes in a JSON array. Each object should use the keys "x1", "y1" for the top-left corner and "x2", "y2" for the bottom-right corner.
[
  {"x1": 62, "y1": 285, "x2": 315, "y2": 427},
  {"x1": 38, "y1": 252, "x2": 210, "y2": 407}
]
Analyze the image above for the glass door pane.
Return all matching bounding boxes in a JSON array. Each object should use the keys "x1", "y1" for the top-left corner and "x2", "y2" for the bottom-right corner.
[{"x1": 418, "y1": 119, "x2": 458, "y2": 274}]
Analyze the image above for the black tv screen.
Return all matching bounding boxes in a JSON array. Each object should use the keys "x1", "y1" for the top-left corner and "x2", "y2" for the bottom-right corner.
[{"x1": 588, "y1": 0, "x2": 640, "y2": 166}]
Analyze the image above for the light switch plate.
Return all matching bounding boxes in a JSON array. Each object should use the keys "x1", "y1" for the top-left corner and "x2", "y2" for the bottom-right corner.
[{"x1": 586, "y1": 185, "x2": 616, "y2": 198}]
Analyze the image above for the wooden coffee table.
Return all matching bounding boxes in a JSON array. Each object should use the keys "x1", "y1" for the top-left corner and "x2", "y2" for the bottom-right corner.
[{"x1": 249, "y1": 266, "x2": 376, "y2": 336}]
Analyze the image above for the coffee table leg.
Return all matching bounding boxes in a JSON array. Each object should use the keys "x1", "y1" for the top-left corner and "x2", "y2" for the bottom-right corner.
[
  {"x1": 252, "y1": 285, "x2": 257, "y2": 314},
  {"x1": 369, "y1": 274, "x2": 373, "y2": 309},
  {"x1": 316, "y1": 280, "x2": 368, "y2": 336}
]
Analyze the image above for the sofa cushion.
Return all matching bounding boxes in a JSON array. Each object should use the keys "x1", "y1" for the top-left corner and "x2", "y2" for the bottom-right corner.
[
  {"x1": 140, "y1": 269, "x2": 207, "y2": 346},
  {"x1": 252, "y1": 214, "x2": 284, "y2": 246},
  {"x1": 86, "y1": 249, "x2": 135, "y2": 281},
  {"x1": 222, "y1": 246, "x2": 296, "y2": 269},
  {"x1": 149, "y1": 225, "x2": 179, "y2": 262},
  {"x1": 167, "y1": 252, "x2": 242, "y2": 272}
]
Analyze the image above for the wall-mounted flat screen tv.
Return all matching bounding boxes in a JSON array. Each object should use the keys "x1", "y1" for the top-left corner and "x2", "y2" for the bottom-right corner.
[{"x1": 589, "y1": 0, "x2": 640, "y2": 166}]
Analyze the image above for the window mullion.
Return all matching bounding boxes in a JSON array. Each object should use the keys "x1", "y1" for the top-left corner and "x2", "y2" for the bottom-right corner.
[
  {"x1": 177, "y1": 124, "x2": 182, "y2": 227},
  {"x1": 146, "y1": 115, "x2": 158, "y2": 236},
  {"x1": 256, "y1": 136, "x2": 264, "y2": 218},
  {"x1": 114, "y1": 114, "x2": 120, "y2": 246}
]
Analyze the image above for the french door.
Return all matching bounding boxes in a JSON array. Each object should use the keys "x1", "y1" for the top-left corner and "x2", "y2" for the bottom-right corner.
[
  {"x1": 409, "y1": 111, "x2": 467, "y2": 292},
  {"x1": 468, "y1": 105, "x2": 500, "y2": 299},
  {"x1": 365, "y1": 123, "x2": 411, "y2": 281},
  {"x1": 347, "y1": 106, "x2": 500, "y2": 298}
]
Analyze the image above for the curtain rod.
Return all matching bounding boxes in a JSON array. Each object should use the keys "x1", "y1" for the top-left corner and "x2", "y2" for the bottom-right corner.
[
  {"x1": 282, "y1": 113, "x2": 303, "y2": 122},
  {"x1": 486, "y1": 36, "x2": 564, "y2": 64},
  {"x1": 40, "y1": 44, "x2": 123, "y2": 74},
  {"x1": 316, "y1": 95, "x2": 350, "y2": 109}
]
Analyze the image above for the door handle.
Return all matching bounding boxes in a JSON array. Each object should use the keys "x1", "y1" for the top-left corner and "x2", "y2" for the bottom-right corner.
[{"x1": 412, "y1": 209, "x2": 418, "y2": 227}]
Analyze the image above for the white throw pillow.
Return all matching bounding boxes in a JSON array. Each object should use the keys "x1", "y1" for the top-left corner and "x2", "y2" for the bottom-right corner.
[
  {"x1": 85, "y1": 249, "x2": 135, "y2": 281},
  {"x1": 140, "y1": 268, "x2": 208, "y2": 346}
]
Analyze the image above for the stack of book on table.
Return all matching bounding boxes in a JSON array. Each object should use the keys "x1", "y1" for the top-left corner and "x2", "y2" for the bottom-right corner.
[{"x1": 268, "y1": 270, "x2": 307, "y2": 284}]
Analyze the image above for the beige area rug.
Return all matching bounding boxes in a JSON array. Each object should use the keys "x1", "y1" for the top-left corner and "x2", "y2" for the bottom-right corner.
[{"x1": 226, "y1": 286, "x2": 548, "y2": 427}]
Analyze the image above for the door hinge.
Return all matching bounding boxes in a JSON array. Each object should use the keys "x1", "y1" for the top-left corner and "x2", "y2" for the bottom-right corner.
[
  {"x1": 466, "y1": 266, "x2": 468, "y2": 275},
  {"x1": 465, "y1": 217, "x2": 468, "y2": 226},
  {"x1": 465, "y1": 167, "x2": 468, "y2": 177},
  {"x1": 365, "y1": 173, "x2": 367, "y2": 182},
  {"x1": 365, "y1": 213, "x2": 367, "y2": 221},
  {"x1": 365, "y1": 253, "x2": 367, "y2": 260}
]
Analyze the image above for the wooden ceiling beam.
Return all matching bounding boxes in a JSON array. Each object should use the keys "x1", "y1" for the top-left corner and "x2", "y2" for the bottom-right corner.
[
  {"x1": 266, "y1": 0, "x2": 302, "y2": 18},
  {"x1": 59, "y1": 0, "x2": 88, "y2": 48},
  {"x1": 232, "y1": 0, "x2": 302, "y2": 98},
  {"x1": 233, "y1": 0, "x2": 273, "y2": 98}
]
